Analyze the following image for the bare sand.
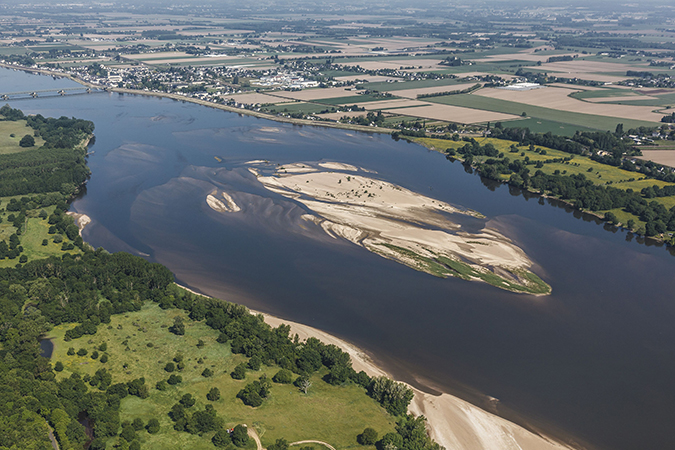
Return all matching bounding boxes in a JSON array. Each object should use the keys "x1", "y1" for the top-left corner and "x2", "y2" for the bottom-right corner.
[
  {"x1": 259, "y1": 312, "x2": 574, "y2": 450},
  {"x1": 65, "y1": 212, "x2": 92, "y2": 236},
  {"x1": 254, "y1": 162, "x2": 549, "y2": 294},
  {"x1": 206, "y1": 190, "x2": 241, "y2": 213},
  {"x1": 476, "y1": 86, "x2": 664, "y2": 122}
]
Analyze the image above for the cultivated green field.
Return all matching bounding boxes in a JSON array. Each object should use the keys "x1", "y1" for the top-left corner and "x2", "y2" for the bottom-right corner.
[
  {"x1": 50, "y1": 303, "x2": 396, "y2": 450},
  {"x1": 499, "y1": 118, "x2": 598, "y2": 136},
  {"x1": 0, "y1": 120, "x2": 46, "y2": 154}
]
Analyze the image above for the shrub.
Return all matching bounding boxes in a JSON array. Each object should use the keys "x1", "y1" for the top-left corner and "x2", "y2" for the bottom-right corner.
[
  {"x1": 207, "y1": 387, "x2": 220, "y2": 401},
  {"x1": 231, "y1": 363, "x2": 246, "y2": 380},
  {"x1": 268, "y1": 438, "x2": 289, "y2": 450},
  {"x1": 91, "y1": 350, "x2": 99, "y2": 360},
  {"x1": 155, "y1": 380, "x2": 167, "y2": 391},
  {"x1": 248, "y1": 356, "x2": 261, "y2": 371},
  {"x1": 272, "y1": 369, "x2": 293, "y2": 384},
  {"x1": 99, "y1": 342, "x2": 107, "y2": 352},
  {"x1": 180, "y1": 393, "x2": 196, "y2": 408},
  {"x1": 167, "y1": 374, "x2": 182, "y2": 385},
  {"x1": 41, "y1": 239, "x2": 48, "y2": 246},
  {"x1": 202, "y1": 368, "x2": 213, "y2": 377},
  {"x1": 67, "y1": 347, "x2": 75, "y2": 355},
  {"x1": 54, "y1": 361, "x2": 64, "y2": 372},
  {"x1": 358, "y1": 428, "x2": 378, "y2": 445},
  {"x1": 77, "y1": 348, "x2": 87, "y2": 356},
  {"x1": 146, "y1": 418, "x2": 160, "y2": 434},
  {"x1": 164, "y1": 362, "x2": 175, "y2": 372},
  {"x1": 100, "y1": 354, "x2": 109, "y2": 363},
  {"x1": 232, "y1": 424, "x2": 249, "y2": 447},
  {"x1": 132, "y1": 418, "x2": 144, "y2": 431},
  {"x1": 212, "y1": 429, "x2": 231, "y2": 448}
]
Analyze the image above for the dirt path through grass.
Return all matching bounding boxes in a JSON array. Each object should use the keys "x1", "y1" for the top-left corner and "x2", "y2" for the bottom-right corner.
[{"x1": 290, "y1": 440, "x2": 337, "y2": 450}]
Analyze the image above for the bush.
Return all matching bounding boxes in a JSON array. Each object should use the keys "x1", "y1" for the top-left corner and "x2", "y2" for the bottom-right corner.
[
  {"x1": 167, "y1": 374, "x2": 182, "y2": 385},
  {"x1": 53, "y1": 234, "x2": 63, "y2": 244},
  {"x1": 212, "y1": 429, "x2": 231, "y2": 448},
  {"x1": 91, "y1": 350, "x2": 99, "y2": 360},
  {"x1": 19, "y1": 255, "x2": 27, "y2": 264},
  {"x1": 268, "y1": 438, "x2": 289, "y2": 450},
  {"x1": 67, "y1": 347, "x2": 75, "y2": 355},
  {"x1": 54, "y1": 361, "x2": 64, "y2": 372},
  {"x1": 99, "y1": 342, "x2": 107, "y2": 352},
  {"x1": 231, "y1": 363, "x2": 246, "y2": 380},
  {"x1": 100, "y1": 354, "x2": 109, "y2": 363},
  {"x1": 19, "y1": 134, "x2": 35, "y2": 147},
  {"x1": 77, "y1": 348, "x2": 87, "y2": 356},
  {"x1": 207, "y1": 387, "x2": 220, "y2": 401},
  {"x1": 132, "y1": 418, "x2": 144, "y2": 431},
  {"x1": 272, "y1": 369, "x2": 293, "y2": 384},
  {"x1": 248, "y1": 356, "x2": 261, "y2": 371},
  {"x1": 358, "y1": 428, "x2": 378, "y2": 445},
  {"x1": 232, "y1": 424, "x2": 249, "y2": 447},
  {"x1": 146, "y1": 418, "x2": 160, "y2": 434},
  {"x1": 41, "y1": 239, "x2": 48, "y2": 246},
  {"x1": 202, "y1": 368, "x2": 213, "y2": 377},
  {"x1": 164, "y1": 362, "x2": 175, "y2": 372},
  {"x1": 179, "y1": 393, "x2": 195, "y2": 408}
]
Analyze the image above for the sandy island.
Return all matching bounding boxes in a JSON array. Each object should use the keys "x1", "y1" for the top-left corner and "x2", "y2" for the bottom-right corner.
[
  {"x1": 178, "y1": 283, "x2": 573, "y2": 450},
  {"x1": 245, "y1": 162, "x2": 549, "y2": 295}
]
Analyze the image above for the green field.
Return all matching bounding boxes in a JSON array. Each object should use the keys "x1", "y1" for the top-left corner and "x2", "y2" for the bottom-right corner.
[
  {"x1": 570, "y1": 88, "x2": 645, "y2": 100},
  {"x1": 357, "y1": 78, "x2": 466, "y2": 92},
  {"x1": 263, "y1": 102, "x2": 335, "y2": 114},
  {"x1": 423, "y1": 92, "x2": 660, "y2": 131},
  {"x1": 499, "y1": 118, "x2": 598, "y2": 136},
  {"x1": 50, "y1": 303, "x2": 396, "y2": 450},
  {"x1": 0, "y1": 202, "x2": 81, "y2": 268},
  {"x1": 0, "y1": 120, "x2": 46, "y2": 154},
  {"x1": 415, "y1": 136, "x2": 675, "y2": 225}
]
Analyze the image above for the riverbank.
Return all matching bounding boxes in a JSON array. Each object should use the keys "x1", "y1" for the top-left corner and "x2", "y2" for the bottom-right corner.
[
  {"x1": 0, "y1": 62, "x2": 394, "y2": 136},
  {"x1": 178, "y1": 283, "x2": 574, "y2": 450}
]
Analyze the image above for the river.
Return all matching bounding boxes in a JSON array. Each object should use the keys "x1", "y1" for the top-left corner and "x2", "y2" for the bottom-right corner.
[{"x1": 4, "y1": 67, "x2": 675, "y2": 450}]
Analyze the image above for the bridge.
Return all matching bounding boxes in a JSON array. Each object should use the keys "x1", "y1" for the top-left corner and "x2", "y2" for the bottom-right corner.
[{"x1": 0, "y1": 87, "x2": 105, "y2": 100}]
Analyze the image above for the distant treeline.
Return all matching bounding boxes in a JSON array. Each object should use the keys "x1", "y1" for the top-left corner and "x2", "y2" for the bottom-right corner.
[
  {"x1": 0, "y1": 105, "x2": 94, "y2": 197},
  {"x1": 449, "y1": 139, "x2": 675, "y2": 238},
  {"x1": 416, "y1": 83, "x2": 481, "y2": 98}
]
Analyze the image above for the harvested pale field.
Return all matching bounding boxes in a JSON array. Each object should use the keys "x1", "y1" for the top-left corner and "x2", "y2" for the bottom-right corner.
[
  {"x1": 125, "y1": 51, "x2": 188, "y2": 60},
  {"x1": 272, "y1": 87, "x2": 363, "y2": 101},
  {"x1": 470, "y1": 52, "x2": 579, "y2": 63},
  {"x1": 316, "y1": 111, "x2": 368, "y2": 120},
  {"x1": 384, "y1": 83, "x2": 479, "y2": 99},
  {"x1": 476, "y1": 86, "x2": 664, "y2": 122},
  {"x1": 638, "y1": 150, "x2": 675, "y2": 168},
  {"x1": 534, "y1": 60, "x2": 650, "y2": 74},
  {"x1": 382, "y1": 104, "x2": 520, "y2": 124},
  {"x1": 224, "y1": 92, "x2": 293, "y2": 105}
]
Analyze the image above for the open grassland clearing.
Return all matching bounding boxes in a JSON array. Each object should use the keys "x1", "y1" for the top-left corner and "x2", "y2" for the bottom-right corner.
[
  {"x1": 383, "y1": 104, "x2": 520, "y2": 124},
  {"x1": 0, "y1": 202, "x2": 81, "y2": 268},
  {"x1": 425, "y1": 93, "x2": 658, "y2": 131},
  {"x1": 476, "y1": 86, "x2": 665, "y2": 122},
  {"x1": 0, "y1": 120, "x2": 45, "y2": 154},
  {"x1": 50, "y1": 303, "x2": 395, "y2": 450}
]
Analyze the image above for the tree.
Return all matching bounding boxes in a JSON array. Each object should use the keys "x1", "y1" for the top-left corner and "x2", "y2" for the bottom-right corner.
[
  {"x1": 604, "y1": 211, "x2": 618, "y2": 224},
  {"x1": 77, "y1": 348, "x2": 88, "y2": 356},
  {"x1": 19, "y1": 134, "x2": 35, "y2": 147},
  {"x1": 268, "y1": 438, "x2": 289, "y2": 450},
  {"x1": 202, "y1": 367, "x2": 213, "y2": 377},
  {"x1": 100, "y1": 353, "x2": 109, "y2": 363},
  {"x1": 212, "y1": 429, "x2": 231, "y2": 448},
  {"x1": 358, "y1": 428, "x2": 378, "y2": 445},
  {"x1": 169, "y1": 316, "x2": 185, "y2": 335},
  {"x1": 295, "y1": 375, "x2": 312, "y2": 394},
  {"x1": 54, "y1": 361, "x2": 64, "y2": 372},
  {"x1": 615, "y1": 123, "x2": 624, "y2": 136},
  {"x1": 167, "y1": 374, "x2": 182, "y2": 385},
  {"x1": 232, "y1": 424, "x2": 249, "y2": 447},
  {"x1": 41, "y1": 239, "x2": 48, "y2": 246},
  {"x1": 231, "y1": 363, "x2": 246, "y2": 380},
  {"x1": 180, "y1": 393, "x2": 196, "y2": 408},
  {"x1": 248, "y1": 355, "x2": 261, "y2": 370},
  {"x1": 207, "y1": 387, "x2": 220, "y2": 401},
  {"x1": 272, "y1": 369, "x2": 293, "y2": 384},
  {"x1": 146, "y1": 418, "x2": 160, "y2": 434},
  {"x1": 164, "y1": 362, "x2": 175, "y2": 372},
  {"x1": 131, "y1": 418, "x2": 144, "y2": 431}
]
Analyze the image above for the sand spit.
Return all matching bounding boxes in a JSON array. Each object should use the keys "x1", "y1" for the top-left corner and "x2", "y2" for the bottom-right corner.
[
  {"x1": 206, "y1": 190, "x2": 241, "y2": 212},
  {"x1": 260, "y1": 311, "x2": 573, "y2": 450},
  {"x1": 66, "y1": 212, "x2": 92, "y2": 236},
  {"x1": 254, "y1": 162, "x2": 550, "y2": 295}
]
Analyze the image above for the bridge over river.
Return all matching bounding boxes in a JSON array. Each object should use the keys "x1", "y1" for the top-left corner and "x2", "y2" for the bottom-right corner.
[{"x1": 0, "y1": 86, "x2": 104, "y2": 100}]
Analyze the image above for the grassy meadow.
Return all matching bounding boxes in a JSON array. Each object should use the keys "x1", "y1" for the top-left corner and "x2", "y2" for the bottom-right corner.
[
  {"x1": 50, "y1": 303, "x2": 396, "y2": 450},
  {"x1": 0, "y1": 120, "x2": 46, "y2": 154}
]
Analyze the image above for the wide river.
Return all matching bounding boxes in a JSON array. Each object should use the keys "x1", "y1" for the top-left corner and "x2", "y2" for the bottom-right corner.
[{"x1": 4, "y1": 67, "x2": 675, "y2": 450}]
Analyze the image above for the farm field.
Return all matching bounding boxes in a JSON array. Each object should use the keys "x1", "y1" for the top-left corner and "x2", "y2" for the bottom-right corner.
[
  {"x1": 49, "y1": 303, "x2": 396, "y2": 450},
  {"x1": 500, "y1": 118, "x2": 599, "y2": 136},
  {"x1": 424, "y1": 93, "x2": 660, "y2": 131},
  {"x1": 383, "y1": 83, "x2": 479, "y2": 99},
  {"x1": 475, "y1": 86, "x2": 665, "y2": 122},
  {"x1": 383, "y1": 104, "x2": 519, "y2": 124}
]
